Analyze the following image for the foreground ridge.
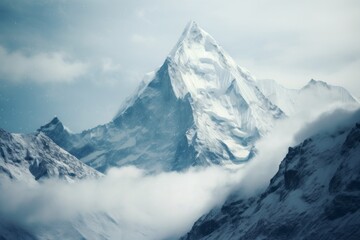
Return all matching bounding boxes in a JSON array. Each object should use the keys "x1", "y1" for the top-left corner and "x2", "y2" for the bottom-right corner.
[{"x1": 182, "y1": 110, "x2": 360, "y2": 240}]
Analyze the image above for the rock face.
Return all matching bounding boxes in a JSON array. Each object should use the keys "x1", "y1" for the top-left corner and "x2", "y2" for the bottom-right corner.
[
  {"x1": 38, "y1": 116, "x2": 74, "y2": 151},
  {"x1": 0, "y1": 128, "x2": 101, "y2": 182},
  {"x1": 181, "y1": 113, "x2": 360, "y2": 240},
  {"x1": 39, "y1": 21, "x2": 284, "y2": 172}
]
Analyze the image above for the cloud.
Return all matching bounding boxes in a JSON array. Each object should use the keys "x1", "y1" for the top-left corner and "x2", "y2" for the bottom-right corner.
[
  {"x1": 0, "y1": 166, "x2": 242, "y2": 240},
  {"x1": 0, "y1": 46, "x2": 87, "y2": 83},
  {"x1": 294, "y1": 107, "x2": 360, "y2": 143}
]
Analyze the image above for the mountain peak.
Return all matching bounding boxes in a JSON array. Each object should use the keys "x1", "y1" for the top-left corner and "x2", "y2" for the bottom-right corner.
[
  {"x1": 166, "y1": 21, "x2": 256, "y2": 99},
  {"x1": 181, "y1": 20, "x2": 203, "y2": 39},
  {"x1": 38, "y1": 116, "x2": 72, "y2": 135},
  {"x1": 50, "y1": 116, "x2": 61, "y2": 125},
  {"x1": 304, "y1": 79, "x2": 330, "y2": 89},
  {"x1": 40, "y1": 116, "x2": 63, "y2": 129},
  {"x1": 184, "y1": 20, "x2": 200, "y2": 32},
  {"x1": 178, "y1": 20, "x2": 206, "y2": 41},
  {"x1": 37, "y1": 116, "x2": 75, "y2": 151},
  {"x1": 169, "y1": 21, "x2": 218, "y2": 59}
]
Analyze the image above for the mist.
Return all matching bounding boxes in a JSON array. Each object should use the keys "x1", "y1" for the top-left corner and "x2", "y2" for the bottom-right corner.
[{"x1": 0, "y1": 166, "x2": 243, "y2": 239}]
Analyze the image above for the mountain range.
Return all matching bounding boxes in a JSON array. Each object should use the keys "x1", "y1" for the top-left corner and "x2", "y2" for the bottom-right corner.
[
  {"x1": 37, "y1": 21, "x2": 357, "y2": 174},
  {"x1": 257, "y1": 79, "x2": 357, "y2": 116}
]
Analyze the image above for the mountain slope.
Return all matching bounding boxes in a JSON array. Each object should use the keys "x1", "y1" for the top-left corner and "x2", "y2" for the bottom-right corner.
[
  {"x1": 257, "y1": 79, "x2": 358, "y2": 116},
  {"x1": 0, "y1": 128, "x2": 102, "y2": 182},
  {"x1": 39, "y1": 21, "x2": 284, "y2": 172},
  {"x1": 182, "y1": 109, "x2": 360, "y2": 240}
]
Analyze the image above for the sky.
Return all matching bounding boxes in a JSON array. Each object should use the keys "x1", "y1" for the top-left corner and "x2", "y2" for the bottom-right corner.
[{"x1": 0, "y1": 0, "x2": 359, "y2": 133}]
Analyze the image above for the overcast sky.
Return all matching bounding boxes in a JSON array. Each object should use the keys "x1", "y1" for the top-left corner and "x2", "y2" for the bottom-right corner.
[{"x1": 0, "y1": 0, "x2": 359, "y2": 133}]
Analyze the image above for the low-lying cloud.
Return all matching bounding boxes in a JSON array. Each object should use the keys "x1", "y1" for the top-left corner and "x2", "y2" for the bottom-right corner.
[
  {"x1": 0, "y1": 46, "x2": 87, "y2": 83},
  {"x1": 0, "y1": 166, "x2": 242, "y2": 240}
]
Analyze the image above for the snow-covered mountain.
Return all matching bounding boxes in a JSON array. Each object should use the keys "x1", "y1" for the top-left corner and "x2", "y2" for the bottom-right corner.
[
  {"x1": 39, "y1": 21, "x2": 284, "y2": 172},
  {"x1": 257, "y1": 79, "x2": 358, "y2": 116},
  {"x1": 181, "y1": 109, "x2": 360, "y2": 240},
  {"x1": 0, "y1": 128, "x2": 101, "y2": 182}
]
